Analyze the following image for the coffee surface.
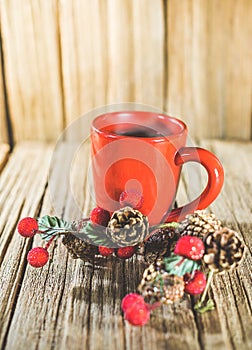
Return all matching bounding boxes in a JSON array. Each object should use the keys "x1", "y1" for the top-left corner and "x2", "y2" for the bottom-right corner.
[{"x1": 113, "y1": 125, "x2": 168, "y2": 138}]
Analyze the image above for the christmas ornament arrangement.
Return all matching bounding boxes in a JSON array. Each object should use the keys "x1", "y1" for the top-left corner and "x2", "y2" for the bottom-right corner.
[{"x1": 17, "y1": 190, "x2": 245, "y2": 327}]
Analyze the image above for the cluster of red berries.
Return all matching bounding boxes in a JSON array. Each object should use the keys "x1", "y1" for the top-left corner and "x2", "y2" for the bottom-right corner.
[
  {"x1": 17, "y1": 213, "x2": 137, "y2": 267},
  {"x1": 17, "y1": 217, "x2": 50, "y2": 268},
  {"x1": 90, "y1": 206, "x2": 138, "y2": 260},
  {"x1": 90, "y1": 190, "x2": 144, "y2": 259},
  {"x1": 122, "y1": 235, "x2": 207, "y2": 326},
  {"x1": 121, "y1": 293, "x2": 151, "y2": 326},
  {"x1": 17, "y1": 190, "x2": 144, "y2": 268},
  {"x1": 98, "y1": 245, "x2": 136, "y2": 259},
  {"x1": 175, "y1": 235, "x2": 206, "y2": 295}
]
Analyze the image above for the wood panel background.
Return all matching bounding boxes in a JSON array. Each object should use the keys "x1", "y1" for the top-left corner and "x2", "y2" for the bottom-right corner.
[
  {"x1": 0, "y1": 34, "x2": 8, "y2": 144},
  {"x1": 0, "y1": 0, "x2": 251, "y2": 144}
]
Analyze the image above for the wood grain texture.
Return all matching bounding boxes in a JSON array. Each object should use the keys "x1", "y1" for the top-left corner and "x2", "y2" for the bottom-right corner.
[
  {"x1": 0, "y1": 143, "x2": 53, "y2": 347},
  {"x1": 166, "y1": 0, "x2": 209, "y2": 138},
  {"x1": 106, "y1": 0, "x2": 137, "y2": 104},
  {"x1": 0, "y1": 43, "x2": 8, "y2": 144},
  {"x1": 0, "y1": 143, "x2": 9, "y2": 172},
  {"x1": 0, "y1": 0, "x2": 252, "y2": 141},
  {"x1": 201, "y1": 141, "x2": 252, "y2": 350},
  {"x1": 206, "y1": 0, "x2": 252, "y2": 140},
  {"x1": 0, "y1": 140, "x2": 251, "y2": 350},
  {"x1": 59, "y1": 0, "x2": 108, "y2": 125},
  {"x1": 124, "y1": 0, "x2": 164, "y2": 109},
  {"x1": 59, "y1": 0, "x2": 164, "y2": 127},
  {"x1": 165, "y1": 0, "x2": 252, "y2": 140},
  {"x1": 177, "y1": 140, "x2": 252, "y2": 349},
  {"x1": 0, "y1": 0, "x2": 64, "y2": 142},
  {"x1": 106, "y1": 0, "x2": 164, "y2": 109}
]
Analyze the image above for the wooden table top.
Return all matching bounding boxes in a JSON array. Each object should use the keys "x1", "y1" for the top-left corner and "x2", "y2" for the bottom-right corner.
[{"x1": 0, "y1": 140, "x2": 251, "y2": 350}]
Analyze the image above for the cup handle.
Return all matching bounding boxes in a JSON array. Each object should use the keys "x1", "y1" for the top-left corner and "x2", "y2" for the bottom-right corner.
[{"x1": 165, "y1": 147, "x2": 224, "y2": 222}]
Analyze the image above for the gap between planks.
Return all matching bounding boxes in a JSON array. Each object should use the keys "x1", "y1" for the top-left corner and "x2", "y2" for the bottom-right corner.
[{"x1": 0, "y1": 143, "x2": 9, "y2": 172}]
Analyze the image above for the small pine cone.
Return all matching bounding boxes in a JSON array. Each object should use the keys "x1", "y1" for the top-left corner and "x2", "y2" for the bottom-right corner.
[
  {"x1": 179, "y1": 210, "x2": 222, "y2": 239},
  {"x1": 203, "y1": 227, "x2": 245, "y2": 273},
  {"x1": 138, "y1": 262, "x2": 184, "y2": 304},
  {"x1": 144, "y1": 227, "x2": 179, "y2": 264},
  {"x1": 106, "y1": 206, "x2": 149, "y2": 247},
  {"x1": 62, "y1": 233, "x2": 98, "y2": 261}
]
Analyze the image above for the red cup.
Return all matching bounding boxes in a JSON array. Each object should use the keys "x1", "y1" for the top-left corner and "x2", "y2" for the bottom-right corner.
[{"x1": 91, "y1": 111, "x2": 224, "y2": 225}]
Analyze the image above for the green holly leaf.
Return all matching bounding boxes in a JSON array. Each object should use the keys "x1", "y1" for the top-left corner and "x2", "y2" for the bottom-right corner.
[
  {"x1": 38, "y1": 215, "x2": 71, "y2": 241},
  {"x1": 163, "y1": 253, "x2": 200, "y2": 277},
  {"x1": 75, "y1": 221, "x2": 114, "y2": 247}
]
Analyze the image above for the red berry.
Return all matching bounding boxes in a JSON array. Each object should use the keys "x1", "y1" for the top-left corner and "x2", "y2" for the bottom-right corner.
[
  {"x1": 98, "y1": 246, "x2": 115, "y2": 256},
  {"x1": 119, "y1": 190, "x2": 144, "y2": 210},
  {"x1": 17, "y1": 217, "x2": 38, "y2": 238},
  {"x1": 184, "y1": 270, "x2": 207, "y2": 295},
  {"x1": 174, "y1": 236, "x2": 205, "y2": 261},
  {"x1": 116, "y1": 246, "x2": 136, "y2": 259},
  {"x1": 121, "y1": 293, "x2": 145, "y2": 312},
  {"x1": 27, "y1": 247, "x2": 49, "y2": 268},
  {"x1": 90, "y1": 207, "x2": 110, "y2": 226},
  {"x1": 124, "y1": 301, "x2": 150, "y2": 326}
]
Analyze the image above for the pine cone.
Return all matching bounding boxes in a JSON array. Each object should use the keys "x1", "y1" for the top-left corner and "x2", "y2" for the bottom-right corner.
[
  {"x1": 144, "y1": 227, "x2": 179, "y2": 264},
  {"x1": 203, "y1": 227, "x2": 245, "y2": 273},
  {"x1": 179, "y1": 210, "x2": 222, "y2": 238},
  {"x1": 62, "y1": 233, "x2": 98, "y2": 261},
  {"x1": 138, "y1": 261, "x2": 184, "y2": 304},
  {"x1": 106, "y1": 206, "x2": 149, "y2": 247}
]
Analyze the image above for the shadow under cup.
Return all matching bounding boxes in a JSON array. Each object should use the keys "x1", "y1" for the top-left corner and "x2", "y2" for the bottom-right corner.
[{"x1": 90, "y1": 111, "x2": 188, "y2": 225}]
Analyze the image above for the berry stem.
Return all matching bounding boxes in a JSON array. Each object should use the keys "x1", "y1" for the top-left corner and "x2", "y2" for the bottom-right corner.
[
  {"x1": 200, "y1": 269, "x2": 214, "y2": 304},
  {"x1": 45, "y1": 236, "x2": 55, "y2": 250},
  {"x1": 146, "y1": 301, "x2": 161, "y2": 311},
  {"x1": 39, "y1": 224, "x2": 69, "y2": 231},
  {"x1": 194, "y1": 270, "x2": 215, "y2": 313},
  {"x1": 175, "y1": 257, "x2": 185, "y2": 267}
]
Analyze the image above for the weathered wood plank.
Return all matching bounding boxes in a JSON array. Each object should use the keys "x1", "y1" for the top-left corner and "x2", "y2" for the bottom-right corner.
[
  {"x1": 207, "y1": 1, "x2": 252, "y2": 140},
  {"x1": 200, "y1": 141, "x2": 252, "y2": 349},
  {"x1": 166, "y1": 0, "x2": 252, "y2": 140},
  {"x1": 106, "y1": 0, "x2": 164, "y2": 109},
  {"x1": 200, "y1": 140, "x2": 252, "y2": 225},
  {"x1": 0, "y1": 143, "x2": 53, "y2": 348},
  {"x1": 106, "y1": 0, "x2": 136, "y2": 104},
  {"x1": 178, "y1": 140, "x2": 252, "y2": 349},
  {"x1": 166, "y1": 0, "x2": 210, "y2": 138},
  {"x1": 131, "y1": 0, "x2": 164, "y2": 109},
  {"x1": 0, "y1": 0, "x2": 64, "y2": 141},
  {"x1": 59, "y1": 0, "x2": 108, "y2": 124},
  {"x1": 0, "y1": 42, "x2": 8, "y2": 144},
  {"x1": 1, "y1": 142, "x2": 94, "y2": 350}
]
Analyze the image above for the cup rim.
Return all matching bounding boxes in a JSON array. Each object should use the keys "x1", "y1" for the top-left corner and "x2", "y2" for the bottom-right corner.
[{"x1": 91, "y1": 111, "x2": 187, "y2": 141}]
